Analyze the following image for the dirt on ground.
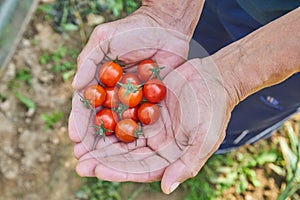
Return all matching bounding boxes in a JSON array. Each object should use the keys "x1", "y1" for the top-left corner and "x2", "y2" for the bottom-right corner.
[{"x1": 0, "y1": 13, "x2": 81, "y2": 199}]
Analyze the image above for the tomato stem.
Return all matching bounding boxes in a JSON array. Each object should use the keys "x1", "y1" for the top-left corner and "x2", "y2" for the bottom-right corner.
[
  {"x1": 78, "y1": 92, "x2": 95, "y2": 111},
  {"x1": 117, "y1": 81, "x2": 141, "y2": 96},
  {"x1": 113, "y1": 103, "x2": 129, "y2": 119},
  {"x1": 92, "y1": 119, "x2": 113, "y2": 143}
]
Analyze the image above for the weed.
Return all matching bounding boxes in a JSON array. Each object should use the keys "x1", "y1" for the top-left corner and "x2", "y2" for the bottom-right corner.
[
  {"x1": 14, "y1": 91, "x2": 36, "y2": 109},
  {"x1": 15, "y1": 68, "x2": 33, "y2": 86},
  {"x1": 76, "y1": 178, "x2": 121, "y2": 200},
  {"x1": 37, "y1": 0, "x2": 141, "y2": 43},
  {"x1": 8, "y1": 68, "x2": 35, "y2": 109},
  {"x1": 41, "y1": 111, "x2": 63, "y2": 130},
  {"x1": 0, "y1": 93, "x2": 7, "y2": 102},
  {"x1": 276, "y1": 121, "x2": 300, "y2": 200},
  {"x1": 39, "y1": 47, "x2": 77, "y2": 82}
]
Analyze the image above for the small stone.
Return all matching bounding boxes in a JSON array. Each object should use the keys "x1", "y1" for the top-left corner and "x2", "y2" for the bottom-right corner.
[
  {"x1": 38, "y1": 70, "x2": 54, "y2": 83},
  {"x1": 22, "y1": 39, "x2": 31, "y2": 47},
  {"x1": 0, "y1": 100, "x2": 11, "y2": 113},
  {"x1": 64, "y1": 161, "x2": 71, "y2": 168},
  {"x1": 87, "y1": 13, "x2": 105, "y2": 26},
  {"x1": 52, "y1": 136, "x2": 60, "y2": 145},
  {"x1": 1, "y1": 159, "x2": 19, "y2": 180},
  {"x1": 25, "y1": 118, "x2": 31, "y2": 124},
  {"x1": 26, "y1": 108, "x2": 36, "y2": 117},
  {"x1": 3, "y1": 63, "x2": 16, "y2": 81},
  {"x1": 39, "y1": 154, "x2": 51, "y2": 162}
]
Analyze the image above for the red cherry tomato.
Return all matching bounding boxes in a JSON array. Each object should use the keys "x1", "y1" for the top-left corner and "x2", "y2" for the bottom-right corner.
[
  {"x1": 98, "y1": 61, "x2": 123, "y2": 86},
  {"x1": 83, "y1": 84, "x2": 106, "y2": 108},
  {"x1": 138, "y1": 102, "x2": 160, "y2": 125},
  {"x1": 120, "y1": 73, "x2": 141, "y2": 85},
  {"x1": 137, "y1": 59, "x2": 155, "y2": 82},
  {"x1": 143, "y1": 79, "x2": 166, "y2": 103},
  {"x1": 122, "y1": 106, "x2": 139, "y2": 122},
  {"x1": 115, "y1": 119, "x2": 139, "y2": 143},
  {"x1": 94, "y1": 108, "x2": 118, "y2": 136},
  {"x1": 103, "y1": 87, "x2": 119, "y2": 108},
  {"x1": 118, "y1": 83, "x2": 143, "y2": 107}
]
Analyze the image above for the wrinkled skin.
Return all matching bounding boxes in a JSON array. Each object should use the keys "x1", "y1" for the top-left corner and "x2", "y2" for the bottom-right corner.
[
  {"x1": 68, "y1": 10, "x2": 233, "y2": 194},
  {"x1": 72, "y1": 9, "x2": 189, "y2": 90}
]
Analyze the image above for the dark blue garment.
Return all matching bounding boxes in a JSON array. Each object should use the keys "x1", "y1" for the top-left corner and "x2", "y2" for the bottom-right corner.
[
  {"x1": 237, "y1": 0, "x2": 300, "y2": 24},
  {"x1": 191, "y1": 0, "x2": 300, "y2": 153}
]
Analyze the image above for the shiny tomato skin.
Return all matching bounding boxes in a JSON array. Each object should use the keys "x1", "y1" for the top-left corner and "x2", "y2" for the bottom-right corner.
[
  {"x1": 120, "y1": 73, "x2": 141, "y2": 85},
  {"x1": 98, "y1": 61, "x2": 123, "y2": 86},
  {"x1": 115, "y1": 119, "x2": 138, "y2": 143},
  {"x1": 122, "y1": 106, "x2": 139, "y2": 122},
  {"x1": 103, "y1": 87, "x2": 119, "y2": 108},
  {"x1": 143, "y1": 79, "x2": 166, "y2": 103},
  {"x1": 94, "y1": 108, "x2": 118, "y2": 135},
  {"x1": 138, "y1": 102, "x2": 160, "y2": 125},
  {"x1": 118, "y1": 85, "x2": 143, "y2": 107},
  {"x1": 83, "y1": 84, "x2": 106, "y2": 108},
  {"x1": 137, "y1": 59, "x2": 155, "y2": 82}
]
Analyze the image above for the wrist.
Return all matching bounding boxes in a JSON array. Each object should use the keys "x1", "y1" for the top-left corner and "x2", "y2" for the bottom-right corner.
[
  {"x1": 138, "y1": 0, "x2": 204, "y2": 38},
  {"x1": 212, "y1": 8, "x2": 300, "y2": 107}
]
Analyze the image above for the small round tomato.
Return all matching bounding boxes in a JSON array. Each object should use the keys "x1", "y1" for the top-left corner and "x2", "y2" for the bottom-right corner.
[
  {"x1": 143, "y1": 79, "x2": 166, "y2": 103},
  {"x1": 118, "y1": 83, "x2": 143, "y2": 107},
  {"x1": 103, "y1": 87, "x2": 119, "y2": 108},
  {"x1": 98, "y1": 61, "x2": 123, "y2": 86},
  {"x1": 120, "y1": 73, "x2": 141, "y2": 85},
  {"x1": 138, "y1": 102, "x2": 160, "y2": 125},
  {"x1": 115, "y1": 119, "x2": 139, "y2": 143},
  {"x1": 137, "y1": 59, "x2": 155, "y2": 82},
  {"x1": 83, "y1": 84, "x2": 106, "y2": 108},
  {"x1": 122, "y1": 106, "x2": 139, "y2": 121},
  {"x1": 94, "y1": 108, "x2": 118, "y2": 136}
]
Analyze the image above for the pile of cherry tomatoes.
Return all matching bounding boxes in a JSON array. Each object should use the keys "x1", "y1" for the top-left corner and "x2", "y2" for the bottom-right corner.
[{"x1": 80, "y1": 59, "x2": 166, "y2": 148}]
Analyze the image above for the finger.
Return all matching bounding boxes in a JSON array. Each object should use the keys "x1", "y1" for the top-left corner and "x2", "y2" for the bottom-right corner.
[
  {"x1": 76, "y1": 157, "x2": 99, "y2": 177},
  {"x1": 94, "y1": 148, "x2": 167, "y2": 182},
  {"x1": 95, "y1": 162, "x2": 164, "y2": 183},
  {"x1": 73, "y1": 26, "x2": 109, "y2": 90},
  {"x1": 68, "y1": 92, "x2": 93, "y2": 143},
  {"x1": 77, "y1": 143, "x2": 170, "y2": 181},
  {"x1": 160, "y1": 130, "x2": 224, "y2": 195},
  {"x1": 74, "y1": 134, "x2": 119, "y2": 159}
]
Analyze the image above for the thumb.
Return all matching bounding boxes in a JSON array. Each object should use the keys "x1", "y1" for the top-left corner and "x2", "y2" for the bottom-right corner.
[
  {"x1": 72, "y1": 26, "x2": 109, "y2": 89},
  {"x1": 161, "y1": 158, "x2": 205, "y2": 194}
]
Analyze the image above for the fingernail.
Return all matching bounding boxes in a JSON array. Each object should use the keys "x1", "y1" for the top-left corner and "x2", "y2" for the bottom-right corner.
[{"x1": 170, "y1": 182, "x2": 180, "y2": 193}]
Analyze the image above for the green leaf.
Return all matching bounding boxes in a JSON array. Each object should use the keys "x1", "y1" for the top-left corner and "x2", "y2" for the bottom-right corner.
[
  {"x1": 62, "y1": 23, "x2": 79, "y2": 31},
  {"x1": 255, "y1": 151, "x2": 278, "y2": 165},
  {"x1": 245, "y1": 168, "x2": 261, "y2": 187},
  {"x1": 236, "y1": 173, "x2": 248, "y2": 194},
  {"x1": 42, "y1": 111, "x2": 63, "y2": 130},
  {"x1": 39, "y1": 53, "x2": 51, "y2": 64},
  {"x1": 62, "y1": 70, "x2": 76, "y2": 82},
  {"x1": 286, "y1": 123, "x2": 299, "y2": 153},
  {"x1": 14, "y1": 91, "x2": 36, "y2": 109},
  {"x1": 36, "y1": 4, "x2": 53, "y2": 14},
  {"x1": 279, "y1": 137, "x2": 298, "y2": 180}
]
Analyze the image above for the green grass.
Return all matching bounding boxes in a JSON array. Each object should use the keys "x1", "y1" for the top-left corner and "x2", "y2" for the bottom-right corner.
[
  {"x1": 75, "y1": 178, "x2": 121, "y2": 200},
  {"x1": 39, "y1": 46, "x2": 77, "y2": 82},
  {"x1": 41, "y1": 111, "x2": 63, "y2": 130}
]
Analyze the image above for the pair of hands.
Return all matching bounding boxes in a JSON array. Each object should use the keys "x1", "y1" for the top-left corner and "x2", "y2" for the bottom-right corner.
[{"x1": 68, "y1": 10, "x2": 234, "y2": 194}]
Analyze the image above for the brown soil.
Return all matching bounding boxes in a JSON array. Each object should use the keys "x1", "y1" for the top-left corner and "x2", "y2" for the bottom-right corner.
[{"x1": 0, "y1": 10, "x2": 81, "y2": 200}]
